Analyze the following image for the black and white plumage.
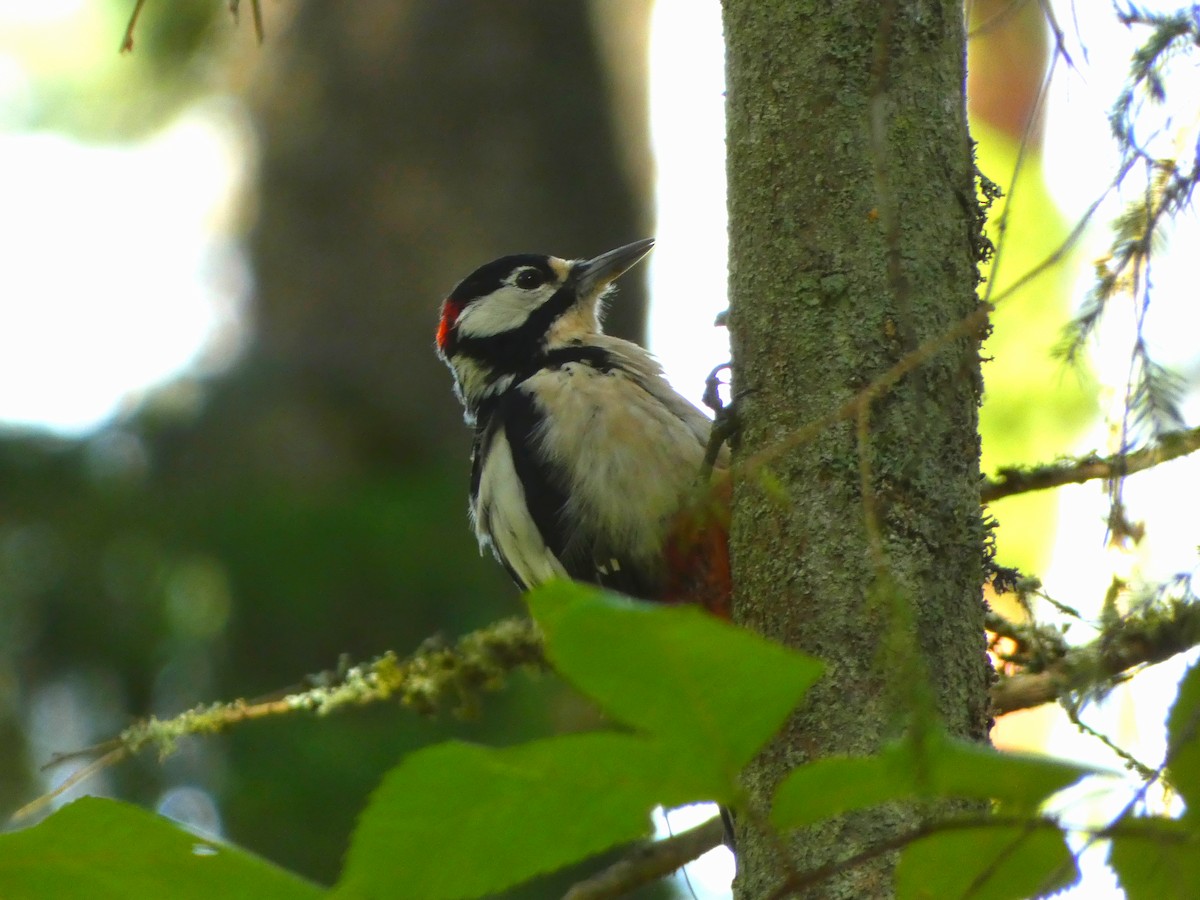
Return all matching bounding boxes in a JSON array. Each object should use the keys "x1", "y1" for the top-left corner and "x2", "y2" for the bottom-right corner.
[{"x1": 436, "y1": 239, "x2": 720, "y2": 601}]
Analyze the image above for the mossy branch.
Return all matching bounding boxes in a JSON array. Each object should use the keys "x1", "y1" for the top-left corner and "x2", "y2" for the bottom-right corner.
[
  {"x1": 12, "y1": 616, "x2": 544, "y2": 823},
  {"x1": 124, "y1": 615, "x2": 543, "y2": 754},
  {"x1": 991, "y1": 597, "x2": 1200, "y2": 715},
  {"x1": 15, "y1": 592, "x2": 1200, "y2": 822},
  {"x1": 981, "y1": 424, "x2": 1200, "y2": 503}
]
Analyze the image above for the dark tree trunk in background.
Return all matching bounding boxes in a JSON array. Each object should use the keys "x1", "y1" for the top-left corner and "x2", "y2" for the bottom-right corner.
[
  {"x1": 724, "y1": 1, "x2": 992, "y2": 896},
  {"x1": 163, "y1": 0, "x2": 654, "y2": 880},
  {"x1": 157, "y1": 0, "x2": 652, "y2": 484}
]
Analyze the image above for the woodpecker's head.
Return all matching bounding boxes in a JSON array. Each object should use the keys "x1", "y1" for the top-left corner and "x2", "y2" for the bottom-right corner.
[{"x1": 436, "y1": 238, "x2": 654, "y2": 416}]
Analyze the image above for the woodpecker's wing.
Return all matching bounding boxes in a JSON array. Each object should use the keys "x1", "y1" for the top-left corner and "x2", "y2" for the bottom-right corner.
[
  {"x1": 472, "y1": 385, "x2": 660, "y2": 598},
  {"x1": 471, "y1": 409, "x2": 569, "y2": 591},
  {"x1": 513, "y1": 345, "x2": 714, "y2": 598}
]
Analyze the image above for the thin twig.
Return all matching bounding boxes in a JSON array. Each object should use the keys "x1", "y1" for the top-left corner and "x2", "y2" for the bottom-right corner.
[
  {"x1": 561, "y1": 817, "x2": 725, "y2": 900},
  {"x1": 1041, "y1": 687, "x2": 1200, "y2": 891},
  {"x1": 120, "y1": 0, "x2": 148, "y2": 52},
  {"x1": 986, "y1": 159, "x2": 1131, "y2": 307},
  {"x1": 125, "y1": 0, "x2": 265, "y2": 53},
  {"x1": 250, "y1": 0, "x2": 265, "y2": 44},
  {"x1": 967, "y1": 0, "x2": 1032, "y2": 40},
  {"x1": 11, "y1": 747, "x2": 129, "y2": 824},
  {"x1": 980, "y1": 39, "x2": 1059, "y2": 309},
  {"x1": 1062, "y1": 699, "x2": 1157, "y2": 780}
]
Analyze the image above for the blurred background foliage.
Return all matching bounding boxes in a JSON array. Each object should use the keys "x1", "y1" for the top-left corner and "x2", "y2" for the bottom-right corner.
[
  {"x1": 2, "y1": 1, "x2": 659, "y2": 893},
  {"x1": 0, "y1": 0, "x2": 1088, "y2": 895},
  {"x1": 968, "y1": 0, "x2": 1095, "y2": 573}
]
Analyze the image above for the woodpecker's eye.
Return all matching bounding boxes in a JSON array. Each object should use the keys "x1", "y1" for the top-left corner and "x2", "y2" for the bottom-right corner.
[{"x1": 514, "y1": 268, "x2": 546, "y2": 290}]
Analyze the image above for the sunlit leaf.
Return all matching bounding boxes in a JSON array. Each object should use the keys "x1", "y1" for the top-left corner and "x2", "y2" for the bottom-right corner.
[
  {"x1": 337, "y1": 734, "x2": 676, "y2": 900},
  {"x1": 771, "y1": 753, "x2": 906, "y2": 830},
  {"x1": 527, "y1": 581, "x2": 823, "y2": 781},
  {"x1": 340, "y1": 583, "x2": 823, "y2": 897},
  {"x1": 1109, "y1": 818, "x2": 1200, "y2": 900},
  {"x1": 925, "y1": 737, "x2": 1100, "y2": 811},
  {"x1": 897, "y1": 824, "x2": 1077, "y2": 900},
  {"x1": 0, "y1": 797, "x2": 321, "y2": 900},
  {"x1": 773, "y1": 731, "x2": 1097, "y2": 830},
  {"x1": 1167, "y1": 663, "x2": 1200, "y2": 815}
]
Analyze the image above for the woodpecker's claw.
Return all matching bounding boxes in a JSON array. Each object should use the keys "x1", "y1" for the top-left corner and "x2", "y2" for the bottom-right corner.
[
  {"x1": 702, "y1": 363, "x2": 738, "y2": 476},
  {"x1": 702, "y1": 363, "x2": 732, "y2": 416}
]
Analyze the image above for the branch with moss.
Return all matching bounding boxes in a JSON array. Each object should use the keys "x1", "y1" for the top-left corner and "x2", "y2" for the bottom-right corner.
[
  {"x1": 12, "y1": 617, "x2": 543, "y2": 823},
  {"x1": 991, "y1": 596, "x2": 1200, "y2": 715},
  {"x1": 981, "y1": 424, "x2": 1200, "y2": 503},
  {"x1": 18, "y1": 591, "x2": 1200, "y2": 819}
]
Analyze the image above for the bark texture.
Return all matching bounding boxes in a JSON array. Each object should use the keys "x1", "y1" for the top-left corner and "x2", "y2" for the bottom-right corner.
[{"x1": 723, "y1": 2, "x2": 992, "y2": 897}]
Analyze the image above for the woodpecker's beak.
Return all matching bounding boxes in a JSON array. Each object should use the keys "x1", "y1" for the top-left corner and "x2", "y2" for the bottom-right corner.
[{"x1": 573, "y1": 238, "x2": 654, "y2": 298}]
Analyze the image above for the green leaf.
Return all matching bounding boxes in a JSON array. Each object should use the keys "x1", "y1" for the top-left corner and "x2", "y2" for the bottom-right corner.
[
  {"x1": 770, "y1": 753, "x2": 908, "y2": 830},
  {"x1": 896, "y1": 824, "x2": 1077, "y2": 900},
  {"x1": 0, "y1": 797, "x2": 322, "y2": 900},
  {"x1": 1167, "y1": 662, "x2": 1200, "y2": 816},
  {"x1": 338, "y1": 733, "x2": 679, "y2": 900},
  {"x1": 772, "y1": 731, "x2": 1097, "y2": 830},
  {"x1": 1109, "y1": 818, "x2": 1200, "y2": 900},
  {"x1": 924, "y1": 737, "x2": 1099, "y2": 811},
  {"x1": 339, "y1": 584, "x2": 822, "y2": 898},
  {"x1": 527, "y1": 581, "x2": 823, "y2": 780}
]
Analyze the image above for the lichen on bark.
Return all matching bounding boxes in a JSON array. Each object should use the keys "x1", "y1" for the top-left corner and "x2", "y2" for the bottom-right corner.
[{"x1": 723, "y1": 1, "x2": 993, "y2": 896}]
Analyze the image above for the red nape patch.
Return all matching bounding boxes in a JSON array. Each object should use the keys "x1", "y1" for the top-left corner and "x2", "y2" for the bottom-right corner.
[{"x1": 437, "y1": 300, "x2": 462, "y2": 352}]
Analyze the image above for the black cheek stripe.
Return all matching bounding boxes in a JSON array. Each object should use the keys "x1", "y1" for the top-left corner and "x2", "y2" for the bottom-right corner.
[{"x1": 453, "y1": 283, "x2": 579, "y2": 370}]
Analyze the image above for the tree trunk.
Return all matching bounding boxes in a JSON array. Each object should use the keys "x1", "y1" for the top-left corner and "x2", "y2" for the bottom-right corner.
[{"x1": 724, "y1": 2, "x2": 992, "y2": 897}]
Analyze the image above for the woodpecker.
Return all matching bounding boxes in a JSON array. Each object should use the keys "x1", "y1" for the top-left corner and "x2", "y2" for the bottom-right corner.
[{"x1": 436, "y1": 239, "x2": 730, "y2": 615}]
